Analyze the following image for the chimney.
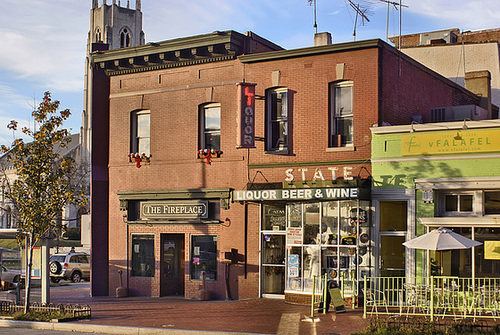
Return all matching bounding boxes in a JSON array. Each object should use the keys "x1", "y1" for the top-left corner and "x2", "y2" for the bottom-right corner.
[
  {"x1": 465, "y1": 70, "x2": 492, "y2": 118},
  {"x1": 314, "y1": 32, "x2": 332, "y2": 46}
]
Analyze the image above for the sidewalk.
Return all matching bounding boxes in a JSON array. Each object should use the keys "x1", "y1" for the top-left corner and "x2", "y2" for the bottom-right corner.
[{"x1": 0, "y1": 284, "x2": 371, "y2": 335}]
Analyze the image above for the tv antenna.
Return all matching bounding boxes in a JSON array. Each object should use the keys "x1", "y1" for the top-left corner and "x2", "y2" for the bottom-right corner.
[
  {"x1": 308, "y1": 0, "x2": 318, "y2": 33},
  {"x1": 347, "y1": 0, "x2": 371, "y2": 41},
  {"x1": 378, "y1": 0, "x2": 408, "y2": 48}
]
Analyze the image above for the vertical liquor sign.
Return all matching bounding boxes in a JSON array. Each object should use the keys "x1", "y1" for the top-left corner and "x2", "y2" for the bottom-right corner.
[{"x1": 237, "y1": 83, "x2": 256, "y2": 148}]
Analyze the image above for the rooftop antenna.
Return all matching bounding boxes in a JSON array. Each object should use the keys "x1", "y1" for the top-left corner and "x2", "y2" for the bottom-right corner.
[
  {"x1": 378, "y1": 0, "x2": 408, "y2": 48},
  {"x1": 308, "y1": 0, "x2": 318, "y2": 33},
  {"x1": 347, "y1": 1, "x2": 370, "y2": 41}
]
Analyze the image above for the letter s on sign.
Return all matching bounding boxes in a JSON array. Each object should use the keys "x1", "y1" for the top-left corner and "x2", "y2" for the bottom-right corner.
[{"x1": 285, "y1": 168, "x2": 294, "y2": 182}]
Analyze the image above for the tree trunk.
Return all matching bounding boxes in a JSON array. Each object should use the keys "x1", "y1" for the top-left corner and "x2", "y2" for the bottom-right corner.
[{"x1": 24, "y1": 234, "x2": 34, "y2": 314}]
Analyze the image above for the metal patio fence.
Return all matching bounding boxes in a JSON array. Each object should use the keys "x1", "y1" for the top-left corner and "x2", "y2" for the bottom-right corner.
[{"x1": 363, "y1": 276, "x2": 500, "y2": 321}]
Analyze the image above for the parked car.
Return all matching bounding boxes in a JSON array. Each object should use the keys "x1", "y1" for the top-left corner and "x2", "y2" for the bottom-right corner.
[
  {"x1": 1, "y1": 265, "x2": 21, "y2": 285},
  {"x1": 49, "y1": 252, "x2": 90, "y2": 283}
]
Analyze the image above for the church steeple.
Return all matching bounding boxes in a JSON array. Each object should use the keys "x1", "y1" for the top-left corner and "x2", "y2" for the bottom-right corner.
[{"x1": 88, "y1": 0, "x2": 145, "y2": 50}]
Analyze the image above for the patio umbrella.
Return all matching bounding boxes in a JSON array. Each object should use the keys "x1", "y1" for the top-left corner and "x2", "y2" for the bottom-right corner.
[{"x1": 403, "y1": 227, "x2": 482, "y2": 275}]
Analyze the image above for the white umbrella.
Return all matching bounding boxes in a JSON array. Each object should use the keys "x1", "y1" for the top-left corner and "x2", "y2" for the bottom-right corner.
[
  {"x1": 403, "y1": 227, "x2": 482, "y2": 251},
  {"x1": 403, "y1": 227, "x2": 482, "y2": 276}
]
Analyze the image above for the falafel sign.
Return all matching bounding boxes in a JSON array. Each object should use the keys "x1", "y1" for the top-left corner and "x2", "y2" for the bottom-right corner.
[
  {"x1": 141, "y1": 201, "x2": 208, "y2": 220},
  {"x1": 232, "y1": 188, "x2": 360, "y2": 201}
]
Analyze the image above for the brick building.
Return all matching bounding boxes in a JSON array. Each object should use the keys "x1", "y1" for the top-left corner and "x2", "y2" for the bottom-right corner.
[
  {"x1": 88, "y1": 29, "x2": 487, "y2": 301},
  {"x1": 389, "y1": 28, "x2": 500, "y2": 112}
]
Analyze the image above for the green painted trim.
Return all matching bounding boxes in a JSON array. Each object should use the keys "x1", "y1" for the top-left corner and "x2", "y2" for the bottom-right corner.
[
  {"x1": 239, "y1": 39, "x2": 383, "y2": 63},
  {"x1": 117, "y1": 188, "x2": 232, "y2": 200},
  {"x1": 248, "y1": 159, "x2": 369, "y2": 169},
  {"x1": 127, "y1": 219, "x2": 221, "y2": 225}
]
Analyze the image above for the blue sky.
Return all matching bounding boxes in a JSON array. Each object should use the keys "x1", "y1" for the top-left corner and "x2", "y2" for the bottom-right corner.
[{"x1": 0, "y1": 0, "x2": 499, "y2": 146}]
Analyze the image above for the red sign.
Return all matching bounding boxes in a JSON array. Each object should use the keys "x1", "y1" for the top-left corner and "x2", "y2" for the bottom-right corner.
[{"x1": 237, "y1": 83, "x2": 256, "y2": 148}]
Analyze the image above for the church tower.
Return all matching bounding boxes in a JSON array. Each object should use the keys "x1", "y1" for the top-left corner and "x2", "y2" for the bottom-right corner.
[
  {"x1": 82, "y1": 2, "x2": 145, "y2": 296},
  {"x1": 83, "y1": 0, "x2": 145, "y2": 167},
  {"x1": 89, "y1": 0, "x2": 145, "y2": 50}
]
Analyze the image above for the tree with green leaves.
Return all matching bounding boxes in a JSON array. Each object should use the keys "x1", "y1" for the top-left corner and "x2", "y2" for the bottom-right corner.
[{"x1": 0, "y1": 92, "x2": 87, "y2": 313}]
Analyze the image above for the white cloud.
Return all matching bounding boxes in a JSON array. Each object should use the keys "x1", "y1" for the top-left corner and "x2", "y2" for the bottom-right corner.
[
  {"x1": 408, "y1": 0, "x2": 500, "y2": 31},
  {"x1": 0, "y1": 0, "x2": 87, "y2": 93}
]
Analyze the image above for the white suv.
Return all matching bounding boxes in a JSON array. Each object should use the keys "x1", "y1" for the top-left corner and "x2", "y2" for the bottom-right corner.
[{"x1": 49, "y1": 252, "x2": 90, "y2": 283}]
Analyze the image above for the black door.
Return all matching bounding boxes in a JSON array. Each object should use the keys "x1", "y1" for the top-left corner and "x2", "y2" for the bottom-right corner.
[{"x1": 161, "y1": 234, "x2": 185, "y2": 296}]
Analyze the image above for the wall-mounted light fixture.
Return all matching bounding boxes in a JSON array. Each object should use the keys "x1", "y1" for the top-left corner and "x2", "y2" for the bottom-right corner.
[
  {"x1": 462, "y1": 118, "x2": 471, "y2": 130},
  {"x1": 409, "y1": 121, "x2": 419, "y2": 133}
]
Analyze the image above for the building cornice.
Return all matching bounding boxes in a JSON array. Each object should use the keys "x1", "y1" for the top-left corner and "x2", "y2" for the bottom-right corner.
[{"x1": 239, "y1": 39, "x2": 383, "y2": 63}]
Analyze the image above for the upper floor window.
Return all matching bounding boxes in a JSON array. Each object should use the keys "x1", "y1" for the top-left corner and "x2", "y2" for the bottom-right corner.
[
  {"x1": 436, "y1": 190, "x2": 500, "y2": 217},
  {"x1": 131, "y1": 110, "x2": 150, "y2": 156},
  {"x1": 329, "y1": 82, "x2": 353, "y2": 147},
  {"x1": 120, "y1": 28, "x2": 131, "y2": 48},
  {"x1": 266, "y1": 87, "x2": 288, "y2": 154},
  {"x1": 199, "y1": 103, "x2": 221, "y2": 151}
]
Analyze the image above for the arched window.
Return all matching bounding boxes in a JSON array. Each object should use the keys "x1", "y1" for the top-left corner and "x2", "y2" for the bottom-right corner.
[
  {"x1": 95, "y1": 28, "x2": 102, "y2": 43},
  {"x1": 120, "y1": 28, "x2": 131, "y2": 48},
  {"x1": 4, "y1": 207, "x2": 12, "y2": 229}
]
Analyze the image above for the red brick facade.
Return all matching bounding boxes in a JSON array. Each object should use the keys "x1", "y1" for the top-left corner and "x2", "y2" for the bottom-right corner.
[{"x1": 91, "y1": 31, "x2": 482, "y2": 299}]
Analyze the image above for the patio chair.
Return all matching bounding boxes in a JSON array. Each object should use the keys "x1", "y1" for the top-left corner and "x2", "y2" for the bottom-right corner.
[
  {"x1": 472, "y1": 286, "x2": 499, "y2": 321},
  {"x1": 404, "y1": 283, "x2": 430, "y2": 315},
  {"x1": 363, "y1": 288, "x2": 389, "y2": 315}
]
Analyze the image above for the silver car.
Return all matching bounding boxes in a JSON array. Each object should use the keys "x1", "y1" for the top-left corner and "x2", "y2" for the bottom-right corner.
[
  {"x1": 49, "y1": 252, "x2": 90, "y2": 283},
  {"x1": 1, "y1": 265, "x2": 21, "y2": 285}
]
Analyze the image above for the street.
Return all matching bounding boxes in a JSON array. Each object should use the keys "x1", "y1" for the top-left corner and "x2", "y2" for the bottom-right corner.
[
  {"x1": 0, "y1": 281, "x2": 110, "y2": 334},
  {"x1": 0, "y1": 281, "x2": 90, "y2": 304}
]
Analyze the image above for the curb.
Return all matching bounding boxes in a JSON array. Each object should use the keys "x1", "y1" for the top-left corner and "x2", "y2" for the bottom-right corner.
[{"x1": 0, "y1": 319, "x2": 265, "y2": 335}]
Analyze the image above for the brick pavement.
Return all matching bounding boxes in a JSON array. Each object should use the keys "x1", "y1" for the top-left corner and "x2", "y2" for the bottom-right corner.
[{"x1": 49, "y1": 286, "x2": 370, "y2": 335}]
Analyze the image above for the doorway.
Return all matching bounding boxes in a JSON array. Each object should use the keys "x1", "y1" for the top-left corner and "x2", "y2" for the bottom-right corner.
[
  {"x1": 161, "y1": 234, "x2": 185, "y2": 296},
  {"x1": 379, "y1": 201, "x2": 407, "y2": 277}
]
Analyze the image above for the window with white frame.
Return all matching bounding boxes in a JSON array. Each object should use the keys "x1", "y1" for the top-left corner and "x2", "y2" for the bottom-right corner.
[
  {"x1": 199, "y1": 103, "x2": 221, "y2": 151},
  {"x1": 266, "y1": 87, "x2": 288, "y2": 153},
  {"x1": 131, "y1": 110, "x2": 150, "y2": 156},
  {"x1": 329, "y1": 81, "x2": 353, "y2": 147},
  {"x1": 437, "y1": 190, "x2": 500, "y2": 216}
]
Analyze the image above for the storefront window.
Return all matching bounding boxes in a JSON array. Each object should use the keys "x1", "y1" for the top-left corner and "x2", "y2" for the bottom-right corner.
[
  {"x1": 191, "y1": 235, "x2": 217, "y2": 281},
  {"x1": 475, "y1": 228, "x2": 500, "y2": 278},
  {"x1": 303, "y1": 244, "x2": 321, "y2": 291},
  {"x1": 287, "y1": 203, "x2": 302, "y2": 228},
  {"x1": 304, "y1": 204, "x2": 320, "y2": 244},
  {"x1": 485, "y1": 191, "x2": 500, "y2": 215},
  {"x1": 131, "y1": 235, "x2": 155, "y2": 277},
  {"x1": 287, "y1": 247, "x2": 302, "y2": 291},
  {"x1": 262, "y1": 204, "x2": 285, "y2": 231},
  {"x1": 283, "y1": 200, "x2": 371, "y2": 293},
  {"x1": 322, "y1": 201, "x2": 338, "y2": 245}
]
